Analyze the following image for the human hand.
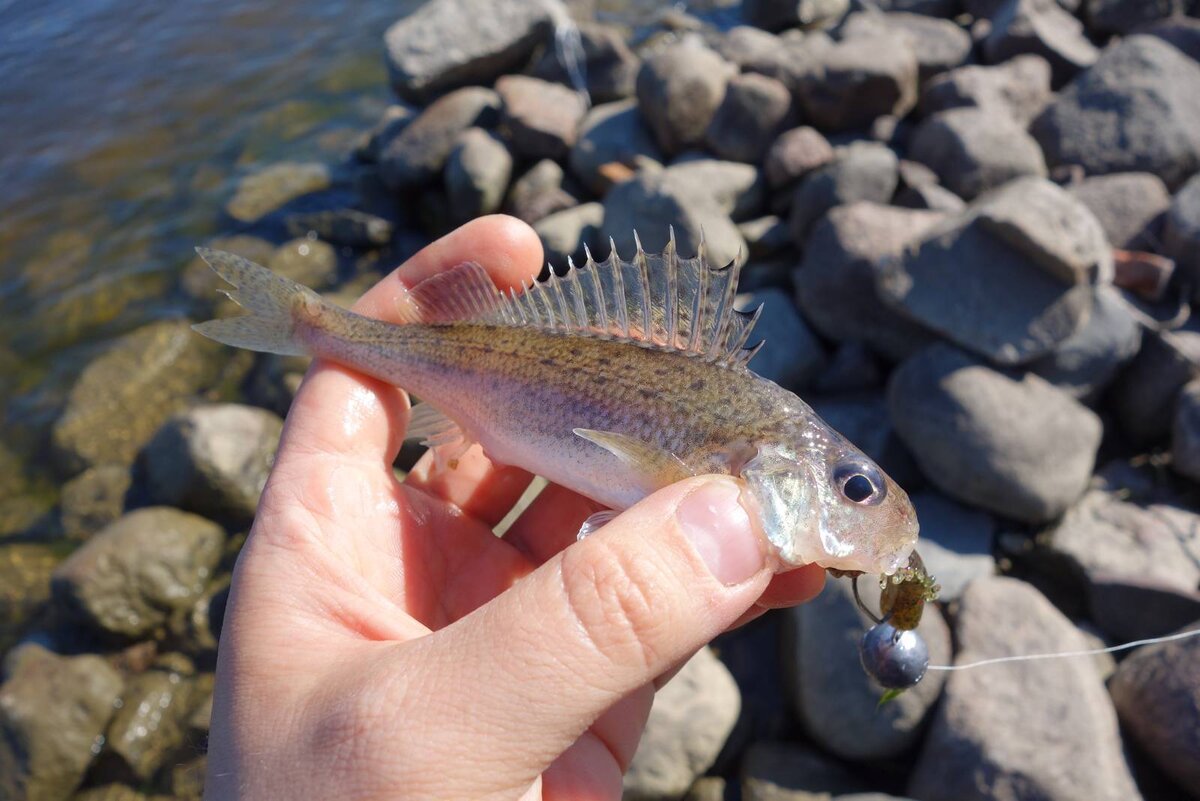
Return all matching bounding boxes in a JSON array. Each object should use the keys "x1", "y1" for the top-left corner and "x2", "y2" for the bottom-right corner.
[{"x1": 203, "y1": 215, "x2": 826, "y2": 801}]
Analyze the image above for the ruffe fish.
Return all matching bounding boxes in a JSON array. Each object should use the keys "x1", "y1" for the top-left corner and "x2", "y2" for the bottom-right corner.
[{"x1": 193, "y1": 235, "x2": 919, "y2": 576}]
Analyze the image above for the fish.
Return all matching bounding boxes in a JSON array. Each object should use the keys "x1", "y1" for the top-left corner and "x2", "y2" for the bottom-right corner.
[{"x1": 192, "y1": 235, "x2": 920, "y2": 575}]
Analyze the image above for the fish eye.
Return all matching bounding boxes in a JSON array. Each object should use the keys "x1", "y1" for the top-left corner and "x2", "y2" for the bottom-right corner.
[{"x1": 833, "y1": 460, "x2": 886, "y2": 505}]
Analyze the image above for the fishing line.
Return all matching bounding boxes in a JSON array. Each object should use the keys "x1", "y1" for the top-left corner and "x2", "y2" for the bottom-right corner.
[{"x1": 925, "y1": 627, "x2": 1200, "y2": 672}]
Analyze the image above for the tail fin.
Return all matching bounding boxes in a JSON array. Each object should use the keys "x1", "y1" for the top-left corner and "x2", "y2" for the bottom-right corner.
[{"x1": 191, "y1": 248, "x2": 323, "y2": 357}]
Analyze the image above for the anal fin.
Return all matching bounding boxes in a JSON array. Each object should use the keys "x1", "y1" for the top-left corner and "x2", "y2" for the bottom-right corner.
[
  {"x1": 577, "y1": 510, "x2": 619, "y2": 541},
  {"x1": 407, "y1": 403, "x2": 472, "y2": 469}
]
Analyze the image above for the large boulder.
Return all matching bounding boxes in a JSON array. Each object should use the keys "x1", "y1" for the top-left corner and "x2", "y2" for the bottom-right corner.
[
  {"x1": 383, "y1": 0, "x2": 555, "y2": 102},
  {"x1": 635, "y1": 40, "x2": 737, "y2": 157},
  {"x1": 52, "y1": 508, "x2": 225, "y2": 639},
  {"x1": 908, "y1": 108, "x2": 1047, "y2": 200},
  {"x1": 1031, "y1": 35, "x2": 1200, "y2": 190},
  {"x1": 888, "y1": 344, "x2": 1102, "y2": 522},
  {"x1": 377, "y1": 87, "x2": 500, "y2": 189},
  {"x1": 908, "y1": 578, "x2": 1143, "y2": 801}
]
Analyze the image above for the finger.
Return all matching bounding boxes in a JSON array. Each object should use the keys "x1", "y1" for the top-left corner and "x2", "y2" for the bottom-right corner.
[
  {"x1": 397, "y1": 476, "x2": 774, "y2": 781},
  {"x1": 755, "y1": 564, "x2": 827, "y2": 609},
  {"x1": 273, "y1": 215, "x2": 543, "y2": 473},
  {"x1": 404, "y1": 443, "x2": 535, "y2": 527},
  {"x1": 503, "y1": 481, "x2": 604, "y2": 563}
]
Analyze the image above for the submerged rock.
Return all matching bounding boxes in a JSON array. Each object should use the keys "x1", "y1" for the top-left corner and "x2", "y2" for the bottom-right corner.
[
  {"x1": 225, "y1": 162, "x2": 332, "y2": 224},
  {"x1": 0, "y1": 544, "x2": 61, "y2": 653}
]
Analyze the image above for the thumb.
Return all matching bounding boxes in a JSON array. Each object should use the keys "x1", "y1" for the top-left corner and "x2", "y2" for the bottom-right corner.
[{"x1": 404, "y1": 476, "x2": 773, "y2": 776}]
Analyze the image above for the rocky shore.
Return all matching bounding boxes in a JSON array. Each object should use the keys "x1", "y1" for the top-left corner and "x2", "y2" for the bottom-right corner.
[{"x1": 3, "y1": 0, "x2": 1200, "y2": 799}]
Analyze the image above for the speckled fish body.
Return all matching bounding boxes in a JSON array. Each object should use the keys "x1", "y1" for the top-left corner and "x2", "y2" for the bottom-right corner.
[{"x1": 193, "y1": 241, "x2": 919, "y2": 575}]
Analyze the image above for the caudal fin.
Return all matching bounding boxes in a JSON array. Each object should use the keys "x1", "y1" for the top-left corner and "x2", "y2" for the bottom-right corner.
[{"x1": 191, "y1": 248, "x2": 322, "y2": 357}]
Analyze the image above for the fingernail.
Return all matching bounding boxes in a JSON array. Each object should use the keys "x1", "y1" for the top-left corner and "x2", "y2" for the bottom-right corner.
[{"x1": 677, "y1": 479, "x2": 765, "y2": 586}]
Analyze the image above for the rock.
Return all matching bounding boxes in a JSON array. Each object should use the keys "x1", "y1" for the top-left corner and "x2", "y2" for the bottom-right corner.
[
  {"x1": 636, "y1": 40, "x2": 737, "y2": 156},
  {"x1": 873, "y1": 0, "x2": 958, "y2": 11},
  {"x1": 739, "y1": 215, "x2": 791, "y2": 259},
  {"x1": 909, "y1": 491, "x2": 996, "y2": 601},
  {"x1": 1026, "y1": 285, "x2": 1142, "y2": 399},
  {"x1": 840, "y1": 11, "x2": 972, "y2": 81},
  {"x1": 378, "y1": 87, "x2": 500, "y2": 189},
  {"x1": 743, "y1": 0, "x2": 850, "y2": 31},
  {"x1": 51, "y1": 321, "x2": 225, "y2": 476},
  {"x1": 622, "y1": 647, "x2": 740, "y2": 801},
  {"x1": 533, "y1": 202, "x2": 604, "y2": 268},
  {"x1": 1173, "y1": 377, "x2": 1200, "y2": 482},
  {"x1": 908, "y1": 108, "x2": 1047, "y2": 200},
  {"x1": 741, "y1": 742, "x2": 869, "y2": 801},
  {"x1": 444, "y1": 128, "x2": 513, "y2": 223},
  {"x1": 504, "y1": 159, "x2": 577, "y2": 224},
  {"x1": 1031, "y1": 36, "x2": 1200, "y2": 190},
  {"x1": 982, "y1": 0, "x2": 1099, "y2": 86},
  {"x1": 495, "y1": 75, "x2": 586, "y2": 161},
  {"x1": 357, "y1": 104, "x2": 414, "y2": 164},
  {"x1": 738, "y1": 289, "x2": 826, "y2": 389},
  {"x1": 1110, "y1": 624, "x2": 1200, "y2": 797},
  {"x1": 764, "y1": 126, "x2": 835, "y2": 190},
  {"x1": 1165, "y1": 173, "x2": 1200, "y2": 297},
  {"x1": 266, "y1": 237, "x2": 338, "y2": 289},
  {"x1": 685, "y1": 777, "x2": 726, "y2": 801},
  {"x1": 104, "y1": 666, "x2": 195, "y2": 781},
  {"x1": 383, "y1": 0, "x2": 554, "y2": 102},
  {"x1": 0, "y1": 545, "x2": 61, "y2": 653},
  {"x1": 530, "y1": 21, "x2": 638, "y2": 104},
  {"x1": 225, "y1": 162, "x2": 332, "y2": 224},
  {"x1": 1066, "y1": 172, "x2": 1171, "y2": 251},
  {"x1": 1138, "y1": 14, "x2": 1200, "y2": 62},
  {"x1": 715, "y1": 26, "x2": 813, "y2": 91},
  {"x1": 909, "y1": 578, "x2": 1142, "y2": 801},
  {"x1": 1109, "y1": 329, "x2": 1200, "y2": 446},
  {"x1": 895, "y1": 181, "x2": 966, "y2": 212},
  {"x1": 795, "y1": 33, "x2": 919, "y2": 132},
  {"x1": 785, "y1": 578, "x2": 949, "y2": 761},
  {"x1": 812, "y1": 343, "x2": 883, "y2": 394},
  {"x1": 788, "y1": 142, "x2": 899, "y2": 242},
  {"x1": 921, "y1": 54, "x2": 1053, "y2": 126},
  {"x1": 705, "y1": 73, "x2": 794, "y2": 164},
  {"x1": 887, "y1": 344, "x2": 1102, "y2": 522},
  {"x1": 52, "y1": 508, "x2": 224, "y2": 639},
  {"x1": 0, "y1": 645, "x2": 123, "y2": 801},
  {"x1": 140, "y1": 404, "x2": 283, "y2": 525},
  {"x1": 58, "y1": 465, "x2": 131, "y2": 541},
  {"x1": 285, "y1": 208, "x2": 395, "y2": 248},
  {"x1": 569, "y1": 99, "x2": 663, "y2": 196},
  {"x1": 1087, "y1": 0, "x2": 1187, "y2": 36},
  {"x1": 794, "y1": 202, "x2": 941, "y2": 362},
  {"x1": 665, "y1": 159, "x2": 766, "y2": 221}
]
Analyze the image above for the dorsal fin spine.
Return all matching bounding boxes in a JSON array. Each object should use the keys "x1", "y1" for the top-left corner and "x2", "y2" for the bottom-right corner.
[
  {"x1": 607, "y1": 242, "x2": 629, "y2": 338},
  {"x1": 633, "y1": 232, "x2": 652, "y2": 338},
  {"x1": 706, "y1": 256, "x2": 741, "y2": 361},
  {"x1": 550, "y1": 267, "x2": 572, "y2": 328},
  {"x1": 726, "y1": 304, "x2": 763, "y2": 362},
  {"x1": 585, "y1": 253, "x2": 609, "y2": 333},
  {"x1": 663, "y1": 229, "x2": 679, "y2": 347},
  {"x1": 688, "y1": 254, "x2": 708, "y2": 353}
]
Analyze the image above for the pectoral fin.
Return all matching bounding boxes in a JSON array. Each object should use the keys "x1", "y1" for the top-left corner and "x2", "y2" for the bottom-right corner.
[{"x1": 573, "y1": 428, "x2": 696, "y2": 491}]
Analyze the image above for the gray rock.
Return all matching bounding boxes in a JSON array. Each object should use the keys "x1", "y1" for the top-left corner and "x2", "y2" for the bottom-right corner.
[
  {"x1": 785, "y1": 577, "x2": 949, "y2": 760},
  {"x1": 743, "y1": 0, "x2": 850, "y2": 31},
  {"x1": 636, "y1": 40, "x2": 737, "y2": 156},
  {"x1": 1067, "y1": 172, "x2": 1171, "y2": 250},
  {"x1": 225, "y1": 162, "x2": 332, "y2": 224},
  {"x1": 357, "y1": 104, "x2": 414, "y2": 164},
  {"x1": 1110, "y1": 328, "x2": 1200, "y2": 446},
  {"x1": 285, "y1": 208, "x2": 395, "y2": 248},
  {"x1": 909, "y1": 577, "x2": 1143, "y2": 801},
  {"x1": 796, "y1": 32, "x2": 919, "y2": 131},
  {"x1": 1110, "y1": 624, "x2": 1200, "y2": 798},
  {"x1": 715, "y1": 26, "x2": 813, "y2": 91},
  {"x1": 738, "y1": 289, "x2": 826, "y2": 389},
  {"x1": 895, "y1": 182, "x2": 966, "y2": 212},
  {"x1": 504, "y1": 159, "x2": 576, "y2": 224},
  {"x1": 0, "y1": 645, "x2": 124, "y2": 801},
  {"x1": 921, "y1": 54, "x2": 1053, "y2": 126},
  {"x1": 909, "y1": 491, "x2": 996, "y2": 601},
  {"x1": 383, "y1": 0, "x2": 554, "y2": 103},
  {"x1": 887, "y1": 344, "x2": 1102, "y2": 522},
  {"x1": 52, "y1": 508, "x2": 224, "y2": 638},
  {"x1": 105, "y1": 666, "x2": 195, "y2": 781},
  {"x1": 870, "y1": 0, "x2": 957, "y2": 12},
  {"x1": 1031, "y1": 36, "x2": 1200, "y2": 190},
  {"x1": 908, "y1": 108, "x2": 1048, "y2": 200},
  {"x1": 840, "y1": 11, "x2": 973, "y2": 81},
  {"x1": 764, "y1": 126, "x2": 835, "y2": 190},
  {"x1": 267, "y1": 237, "x2": 338, "y2": 289},
  {"x1": 444, "y1": 128, "x2": 513, "y2": 223},
  {"x1": 569, "y1": 99, "x2": 663, "y2": 196},
  {"x1": 529, "y1": 21, "x2": 639, "y2": 104},
  {"x1": 666, "y1": 158, "x2": 767, "y2": 221},
  {"x1": 623, "y1": 647, "x2": 740, "y2": 801},
  {"x1": 741, "y1": 742, "x2": 870, "y2": 801},
  {"x1": 378, "y1": 87, "x2": 500, "y2": 189},
  {"x1": 534, "y1": 202, "x2": 604, "y2": 268},
  {"x1": 51, "y1": 321, "x2": 225, "y2": 476},
  {"x1": 982, "y1": 0, "x2": 1099, "y2": 86},
  {"x1": 1173, "y1": 377, "x2": 1200, "y2": 483},
  {"x1": 705, "y1": 73, "x2": 795, "y2": 164},
  {"x1": 58, "y1": 465, "x2": 130, "y2": 541},
  {"x1": 788, "y1": 141, "x2": 899, "y2": 242},
  {"x1": 1027, "y1": 285, "x2": 1141, "y2": 399},
  {"x1": 794, "y1": 202, "x2": 942, "y2": 362},
  {"x1": 738, "y1": 215, "x2": 791, "y2": 259},
  {"x1": 496, "y1": 75, "x2": 586, "y2": 161},
  {"x1": 1138, "y1": 14, "x2": 1200, "y2": 62},
  {"x1": 1087, "y1": 0, "x2": 1187, "y2": 36},
  {"x1": 141, "y1": 404, "x2": 283, "y2": 525},
  {"x1": 1165, "y1": 173, "x2": 1200, "y2": 298}
]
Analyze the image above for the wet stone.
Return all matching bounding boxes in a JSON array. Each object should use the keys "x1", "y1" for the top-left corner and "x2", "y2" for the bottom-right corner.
[
  {"x1": 104, "y1": 667, "x2": 196, "y2": 782},
  {"x1": 225, "y1": 162, "x2": 332, "y2": 224},
  {"x1": 444, "y1": 127, "x2": 513, "y2": 224},
  {"x1": 267, "y1": 237, "x2": 338, "y2": 289},
  {"x1": 378, "y1": 87, "x2": 500, "y2": 189},
  {"x1": 1067, "y1": 172, "x2": 1171, "y2": 251},
  {"x1": 908, "y1": 108, "x2": 1047, "y2": 201},
  {"x1": 58, "y1": 465, "x2": 131, "y2": 541},
  {"x1": 52, "y1": 508, "x2": 224, "y2": 639},
  {"x1": 569, "y1": 99, "x2": 663, "y2": 196},
  {"x1": 496, "y1": 75, "x2": 586, "y2": 162},
  {"x1": 920, "y1": 54, "x2": 1053, "y2": 126},
  {"x1": 284, "y1": 208, "x2": 395, "y2": 248},
  {"x1": 636, "y1": 39, "x2": 737, "y2": 157}
]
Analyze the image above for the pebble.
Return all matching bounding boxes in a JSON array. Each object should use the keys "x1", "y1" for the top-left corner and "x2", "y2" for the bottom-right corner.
[
  {"x1": 225, "y1": 162, "x2": 332, "y2": 224},
  {"x1": 569, "y1": 99, "x2": 663, "y2": 196},
  {"x1": 705, "y1": 73, "x2": 795, "y2": 164},
  {"x1": 496, "y1": 75, "x2": 586, "y2": 162},
  {"x1": 1031, "y1": 35, "x2": 1200, "y2": 190},
  {"x1": 378, "y1": 86, "x2": 500, "y2": 189},
  {"x1": 444, "y1": 128, "x2": 513, "y2": 223},
  {"x1": 1067, "y1": 172, "x2": 1172, "y2": 251},
  {"x1": 788, "y1": 141, "x2": 899, "y2": 243},
  {"x1": 1164, "y1": 173, "x2": 1200, "y2": 301},
  {"x1": 920, "y1": 54, "x2": 1053, "y2": 125},
  {"x1": 887, "y1": 344, "x2": 1102, "y2": 522},
  {"x1": 742, "y1": 0, "x2": 849, "y2": 32},
  {"x1": 909, "y1": 491, "x2": 996, "y2": 601},
  {"x1": 636, "y1": 39, "x2": 737, "y2": 156},
  {"x1": 738, "y1": 289, "x2": 826, "y2": 389},
  {"x1": 908, "y1": 108, "x2": 1047, "y2": 200},
  {"x1": 763, "y1": 126, "x2": 834, "y2": 190},
  {"x1": 908, "y1": 577, "x2": 1143, "y2": 801},
  {"x1": 795, "y1": 32, "x2": 919, "y2": 132},
  {"x1": 504, "y1": 159, "x2": 576, "y2": 224},
  {"x1": 529, "y1": 21, "x2": 639, "y2": 104},
  {"x1": 533, "y1": 202, "x2": 604, "y2": 268},
  {"x1": 982, "y1": 0, "x2": 1098, "y2": 86}
]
